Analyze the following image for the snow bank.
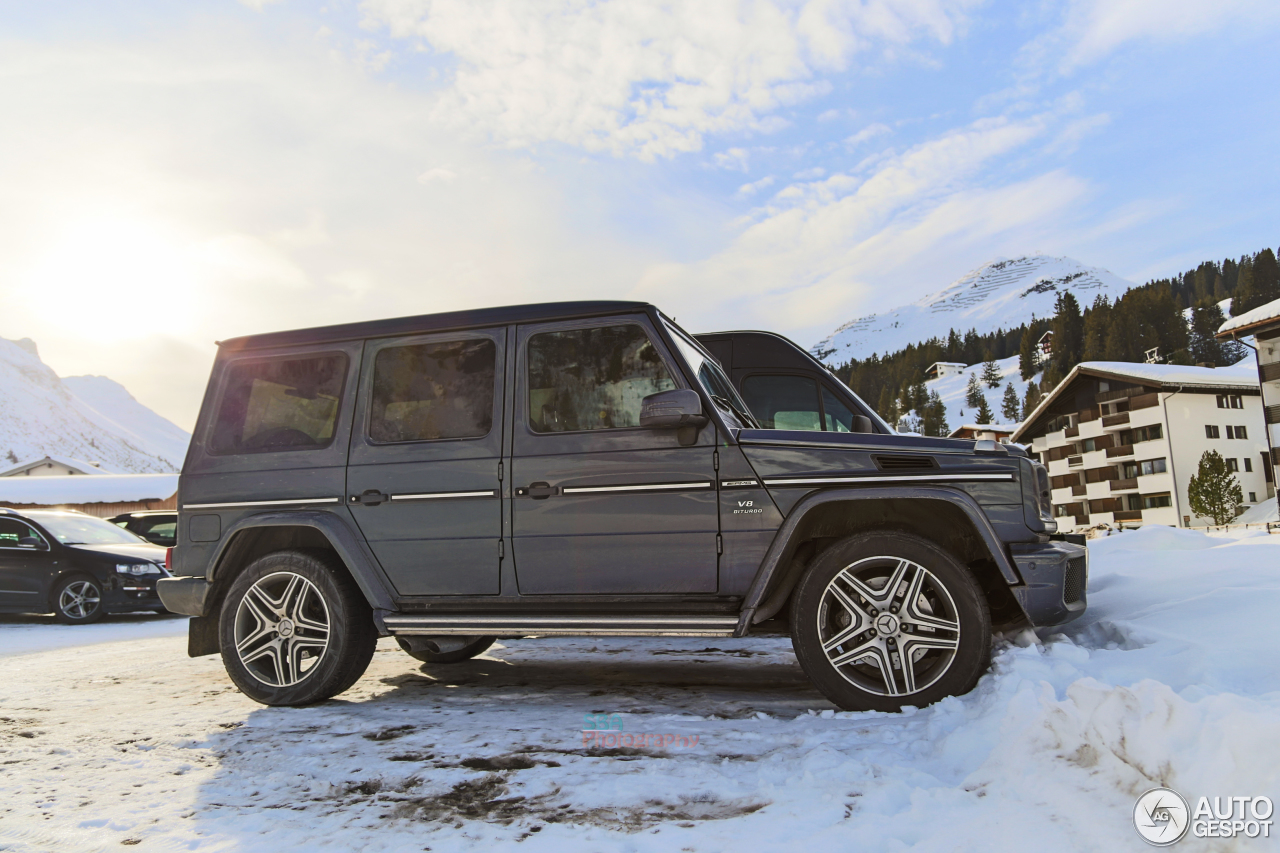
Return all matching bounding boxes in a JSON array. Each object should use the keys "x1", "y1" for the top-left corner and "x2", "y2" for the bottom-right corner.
[{"x1": 1236, "y1": 499, "x2": 1279, "y2": 524}]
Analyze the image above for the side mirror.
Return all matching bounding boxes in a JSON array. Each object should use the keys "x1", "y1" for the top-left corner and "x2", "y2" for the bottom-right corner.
[
  {"x1": 851, "y1": 415, "x2": 873, "y2": 434},
  {"x1": 18, "y1": 536, "x2": 46, "y2": 550},
  {"x1": 639, "y1": 389, "x2": 709, "y2": 429}
]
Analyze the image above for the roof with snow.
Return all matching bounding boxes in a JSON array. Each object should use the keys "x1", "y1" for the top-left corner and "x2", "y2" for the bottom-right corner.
[
  {"x1": 0, "y1": 474, "x2": 178, "y2": 506},
  {"x1": 1217, "y1": 297, "x2": 1280, "y2": 338},
  {"x1": 0, "y1": 455, "x2": 112, "y2": 477},
  {"x1": 1012, "y1": 360, "x2": 1260, "y2": 443},
  {"x1": 948, "y1": 423, "x2": 1018, "y2": 438}
]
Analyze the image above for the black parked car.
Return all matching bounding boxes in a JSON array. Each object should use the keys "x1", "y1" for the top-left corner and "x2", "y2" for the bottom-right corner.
[
  {"x1": 0, "y1": 509, "x2": 170, "y2": 623},
  {"x1": 109, "y1": 511, "x2": 178, "y2": 548},
  {"x1": 158, "y1": 301, "x2": 1085, "y2": 709}
]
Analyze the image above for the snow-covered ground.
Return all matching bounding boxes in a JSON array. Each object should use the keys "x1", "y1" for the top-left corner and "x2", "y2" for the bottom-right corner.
[
  {"x1": 919, "y1": 354, "x2": 1031, "y2": 431},
  {"x1": 2, "y1": 528, "x2": 1278, "y2": 851}
]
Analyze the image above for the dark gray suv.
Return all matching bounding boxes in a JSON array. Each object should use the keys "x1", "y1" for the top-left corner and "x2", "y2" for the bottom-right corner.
[{"x1": 158, "y1": 301, "x2": 1085, "y2": 709}]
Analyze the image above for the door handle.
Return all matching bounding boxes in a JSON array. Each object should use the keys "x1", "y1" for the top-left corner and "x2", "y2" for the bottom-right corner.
[
  {"x1": 351, "y1": 490, "x2": 389, "y2": 506},
  {"x1": 516, "y1": 482, "x2": 558, "y2": 499}
]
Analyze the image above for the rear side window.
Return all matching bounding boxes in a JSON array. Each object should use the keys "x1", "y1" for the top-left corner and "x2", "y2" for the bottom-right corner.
[
  {"x1": 527, "y1": 325, "x2": 675, "y2": 432},
  {"x1": 369, "y1": 339, "x2": 496, "y2": 443},
  {"x1": 210, "y1": 354, "x2": 347, "y2": 454},
  {"x1": 741, "y1": 375, "x2": 821, "y2": 430}
]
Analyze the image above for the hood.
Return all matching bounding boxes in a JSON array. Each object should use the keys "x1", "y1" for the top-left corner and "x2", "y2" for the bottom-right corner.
[{"x1": 64, "y1": 543, "x2": 166, "y2": 563}]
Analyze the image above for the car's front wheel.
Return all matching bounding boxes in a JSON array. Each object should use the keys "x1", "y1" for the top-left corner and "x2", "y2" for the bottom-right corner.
[
  {"x1": 790, "y1": 532, "x2": 991, "y2": 712},
  {"x1": 218, "y1": 550, "x2": 377, "y2": 706},
  {"x1": 53, "y1": 576, "x2": 104, "y2": 624}
]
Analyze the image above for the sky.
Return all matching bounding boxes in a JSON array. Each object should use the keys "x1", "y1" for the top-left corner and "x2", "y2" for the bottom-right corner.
[{"x1": 2, "y1": 0, "x2": 1278, "y2": 431}]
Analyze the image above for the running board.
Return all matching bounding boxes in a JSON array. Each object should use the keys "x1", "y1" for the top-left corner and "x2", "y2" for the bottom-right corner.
[{"x1": 382, "y1": 614, "x2": 740, "y2": 638}]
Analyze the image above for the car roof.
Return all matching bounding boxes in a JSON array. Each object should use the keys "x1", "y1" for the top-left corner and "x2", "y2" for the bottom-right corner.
[{"x1": 219, "y1": 301, "x2": 655, "y2": 352}]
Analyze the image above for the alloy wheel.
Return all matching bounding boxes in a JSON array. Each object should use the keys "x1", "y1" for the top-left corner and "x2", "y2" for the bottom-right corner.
[
  {"x1": 58, "y1": 580, "x2": 101, "y2": 620},
  {"x1": 816, "y1": 555, "x2": 961, "y2": 697},
  {"x1": 233, "y1": 571, "x2": 331, "y2": 687}
]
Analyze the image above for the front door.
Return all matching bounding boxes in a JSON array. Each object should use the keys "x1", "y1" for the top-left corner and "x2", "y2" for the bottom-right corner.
[
  {"x1": 347, "y1": 328, "x2": 506, "y2": 596},
  {"x1": 510, "y1": 317, "x2": 719, "y2": 594},
  {"x1": 0, "y1": 518, "x2": 53, "y2": 608}
]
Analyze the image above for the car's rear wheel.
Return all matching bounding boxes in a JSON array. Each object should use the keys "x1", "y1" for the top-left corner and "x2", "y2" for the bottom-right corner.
[
  {"x1": 790, "y1": 532, "x2": 991, "y2": 712},
  {"x1": 396, "y1": 636, "x2": 495, "y2": 664},
  {"x1": 218, "y1": 550, "x2": 377, "y2": 706},
  {"x1": 53, "y1": 576, "x2": 104, "y2": 624}
]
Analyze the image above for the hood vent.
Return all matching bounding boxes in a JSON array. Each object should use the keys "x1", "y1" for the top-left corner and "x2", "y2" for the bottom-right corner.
[{"x1": 873, "y1": 454, "x2": 937, "y2": 471}]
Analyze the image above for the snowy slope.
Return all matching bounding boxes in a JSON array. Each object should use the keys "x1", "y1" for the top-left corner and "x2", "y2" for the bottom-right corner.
[
  {"x1": 0, "y1": 338, "x2": 186, "y2": 473},
  {"x1": 894, "y1": 354, "x2": 1033, "y2": 433},
  {"x1": 1, "y1": 527, "x2": 1278, "y2": 850},
  {"x1": 815, "y1": 255, "x2": 1134, "y2": 362},
  {"x1": 63, "y1": 375, "x2": 190, "y2": 469}
]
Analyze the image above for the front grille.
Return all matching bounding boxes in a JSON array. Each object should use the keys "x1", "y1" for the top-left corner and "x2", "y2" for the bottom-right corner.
[
  {"x1": 1063, "y1": 556, "x2": 1087, "y2": 604},
  {"x1": 873, "y1": 454, "x2": 937, "y2": 471}
]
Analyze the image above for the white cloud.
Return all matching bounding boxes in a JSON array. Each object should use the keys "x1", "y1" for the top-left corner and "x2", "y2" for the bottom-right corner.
[
  {"x1": 632, "y1": 112, "x2": 1080, "y2": 339},
  {"x1": 713, "y1": 147, "x2": 751, "y2": 172},
  {"x1": 360, "y1": 0, "x2": 979, "y2": 159},
  {"x1": 417, "y1": 166, "x2": 458, "y2": 183},
  {"x1": 1042, "y1": 0, "x2": 1280, "y2": 70},
  {"x1": 793, "y1": 166, "x2": 826, "y2": 180},
  {"x1": 845, "y1": 121, "x2": 891, "y2": 148},
  {"x1": 735, "y1": 175, "x2": 776, "y2": 197},
  {"x1": 238, "y1": 0, "x2": 285, "y2": 11}
]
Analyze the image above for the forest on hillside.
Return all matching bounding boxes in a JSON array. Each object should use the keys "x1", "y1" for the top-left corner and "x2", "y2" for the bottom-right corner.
[{"x1": 832, "y1": 246, "x2": 1280, "y2": 435}]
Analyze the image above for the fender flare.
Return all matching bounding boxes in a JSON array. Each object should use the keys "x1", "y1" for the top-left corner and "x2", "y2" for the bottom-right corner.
[
  {"x1": 735, "y1": 485, "x2": 1022, "y2": 635},
  {"x1": 205, "y1": 510, "x2": 397, "y2": 612}
]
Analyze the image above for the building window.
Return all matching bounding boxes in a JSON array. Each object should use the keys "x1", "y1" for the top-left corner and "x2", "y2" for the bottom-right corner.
[
  {"x1": 1249, "y1": 492, "x2": 1258, "y2": 503},
  {"x1": 1123, "y1": 461, "x2": 1138, "y2": 479},
  {"x1": 1217, "y1": 395, "x2": 1228, "y2": 408},
  {"x1": 1142, "y1": 493, "x2": 1172, "y2": 509},
  {"x1": 1230, "y1": 425, "x2": 1248, "y2": 439},
  {"x1": 1227, "y1": 458, "x2": 1239, "y2": 472},
  {"x1": 1244, "y1": 458, "x2": 1253, "y2": 473},
  {"x1": 1126, "y1": 494, "x2": 1143, "y2": 511},
  {"x1": 1205, "y1": 425, "x2": 1220, "y2": 439},
  {"x1": 1232, "y1": 395, "x2": 1243, "y2": 409},
  {"x1": 1139, "y1": 458, "x2": 1167, "y2": 476}
]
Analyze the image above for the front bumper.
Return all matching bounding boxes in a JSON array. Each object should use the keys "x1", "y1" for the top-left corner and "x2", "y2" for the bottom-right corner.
[
  {"x1": 1009, "y1": 540, "x2": 1088, "y2": 628},
  {"x1": 156, "y1": 576, "x2": 210, "y2": 617}
]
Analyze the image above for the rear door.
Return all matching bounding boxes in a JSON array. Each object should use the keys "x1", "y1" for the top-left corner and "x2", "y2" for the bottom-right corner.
[
  {"x1": 346, "y1": 328, "x2": 506, "y2": 596},
  {"x1": 509, "y1": 317, "x2": 719, "y2": 595}
]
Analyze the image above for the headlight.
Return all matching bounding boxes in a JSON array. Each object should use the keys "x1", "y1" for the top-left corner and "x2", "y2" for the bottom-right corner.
[{"x1": 116, "y1": 563, "x2": 161, "y2": 575}]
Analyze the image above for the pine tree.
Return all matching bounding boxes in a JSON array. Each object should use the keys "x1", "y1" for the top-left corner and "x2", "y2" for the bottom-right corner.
[
  {"x1": 910, "y1": 381, "x2": 928, "y2": 414},
  {"x1": 1189, "y1": 301, "x2": 1229, "y2": 365},
  {"x1": 1250, "y1": 248, "x2": 1280, "y2": 311},
  {"x1": 965, "y1": 372, "x2": 984, "y2": 408},
  {"x1": 4, "y1": 449, "x2": 16, "y2": 464},
  {"x1": 981, "y1": 359, "x2": 1001, "y2": 388},
  {"x1": 1188, "y1": 450, "x2": 1244, "y2": 525},
  {"x1": 876, "y1": 386, "x2": 896, "y2": 423},
  {"x1": 974, "y1": 396, "x2": 993, "y2": 424},
  {"x1": 922, "y1": 391, "x2": 949, "y2": 437},
  {"x1": 1232, "y1": 255, "x2": 1256, "y2": 316},
  {"x1": 1018, "y1": 327, "x2": 1037, "y2": 380},
  {"x1": 1000, "y1": 383, "x2": 1020, "y2": 422},
  {"x1": 1021, "y1": 383, "x2": 1042, "y2": 420},
  {"x1": 1081, "y1": 295, "x2": 1110, "y2": 361},
  {"x1": 1049, "y1": 291, "x2": 1084, "y2": 377}
]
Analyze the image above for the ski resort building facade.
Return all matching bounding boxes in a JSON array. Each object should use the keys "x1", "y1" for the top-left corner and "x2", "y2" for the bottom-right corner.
[
  {"x1": 1219, "y1": 297, "x2": 1280, "y2": 516},
  {"x1": 1012, "y1": 362, "x2": 1271, "y2": 531}
]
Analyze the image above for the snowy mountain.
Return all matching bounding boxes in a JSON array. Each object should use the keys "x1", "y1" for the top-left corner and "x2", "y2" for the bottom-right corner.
[
  {"x1": 0, "y1": 337, "x2": 188, "y2": 472},
  {"x1": 814, "y1": 255, "x2": 1135, "y2": 362}
]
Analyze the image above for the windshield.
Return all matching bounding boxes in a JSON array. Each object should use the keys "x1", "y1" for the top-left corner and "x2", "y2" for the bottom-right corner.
[
  {"x1": 662, "y1": 319, "x2": 759, "y2": 428},
  {"x1": 27, "y1": 512, "x2": 150, "y2": 547}
]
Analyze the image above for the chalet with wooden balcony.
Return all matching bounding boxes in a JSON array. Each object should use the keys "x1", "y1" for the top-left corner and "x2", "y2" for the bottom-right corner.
[
  {"x1": 1012, "y1": 361, "x2": 1270, "y2": 531},
  {"x1": 1219, "y1": 296, "x2": 1280, "y2": 520}
]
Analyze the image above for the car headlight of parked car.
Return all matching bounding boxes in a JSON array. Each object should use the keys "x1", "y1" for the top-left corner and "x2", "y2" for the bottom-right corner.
[{"x1": 116, "y1": 563, "x2": 162, "y2": 575}]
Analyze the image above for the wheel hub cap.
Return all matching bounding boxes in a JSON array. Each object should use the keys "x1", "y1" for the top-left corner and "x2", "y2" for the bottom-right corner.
[
  {"x1": 875, "y1": 613, "x2": 900, "y2": 637},
  {"x1": 233, "y1": 572, "x2": 331, "y2": 688},
  {"x1": 276, "y1": 618, "x2": 295, "y2": 639}
]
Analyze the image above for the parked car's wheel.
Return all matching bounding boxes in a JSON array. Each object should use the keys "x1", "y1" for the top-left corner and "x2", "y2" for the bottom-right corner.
[
  {"x1": 790, "y1": 532, "x2": 991, "y2": 712},
  {"x1": 396, "y1": 636, "x2": 495, "y2": 664},
  {"x1": 218, "y1": 550, "x2": 377, "y2": 706},
  {"x1": 53, "y1": 576, "x2": 105, "y2": 624}
]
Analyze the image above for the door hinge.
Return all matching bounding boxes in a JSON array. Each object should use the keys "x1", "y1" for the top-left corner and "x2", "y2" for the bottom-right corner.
[
  {"x1": 498, "y1": 461, "x2": 504, "y2": 481},
  {"x1": 713, "y1": 450, "x2": 720, "y2": 471},
  {"x1": 499, "y1": 539, "x2": 505, "y2": 559},
  {"x1": 716, "y1": 533, "x2": 723, "y2": 555}
]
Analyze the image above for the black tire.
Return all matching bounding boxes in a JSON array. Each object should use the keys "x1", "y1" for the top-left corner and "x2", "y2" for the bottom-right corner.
[
  {"x1": 218, "y1": 549, "x2": 377, "y2": 706},
  {"x1": 52, "y1": 575, "x2": 105, "y2": 624},
  {"x1": 790, "y1": 532, "x2": 991, "y2": 712},
  {"x1": 396, "y1": 636, "x2": 496, "y2": 664}
]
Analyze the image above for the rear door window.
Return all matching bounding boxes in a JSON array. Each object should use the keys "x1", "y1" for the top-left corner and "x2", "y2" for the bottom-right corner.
[
  {"x1": 368, "y1": 339, "x2": 496, "y2": 443},
  {"x1": 210, "y1": 354, "x2": 347, "y2": 454},
  {"x1": 527, "y1": 325, "x2": 675, "y2": 433},
  {"x1": 741, "y1": 375, "x2": 821, "y2": 430}
]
